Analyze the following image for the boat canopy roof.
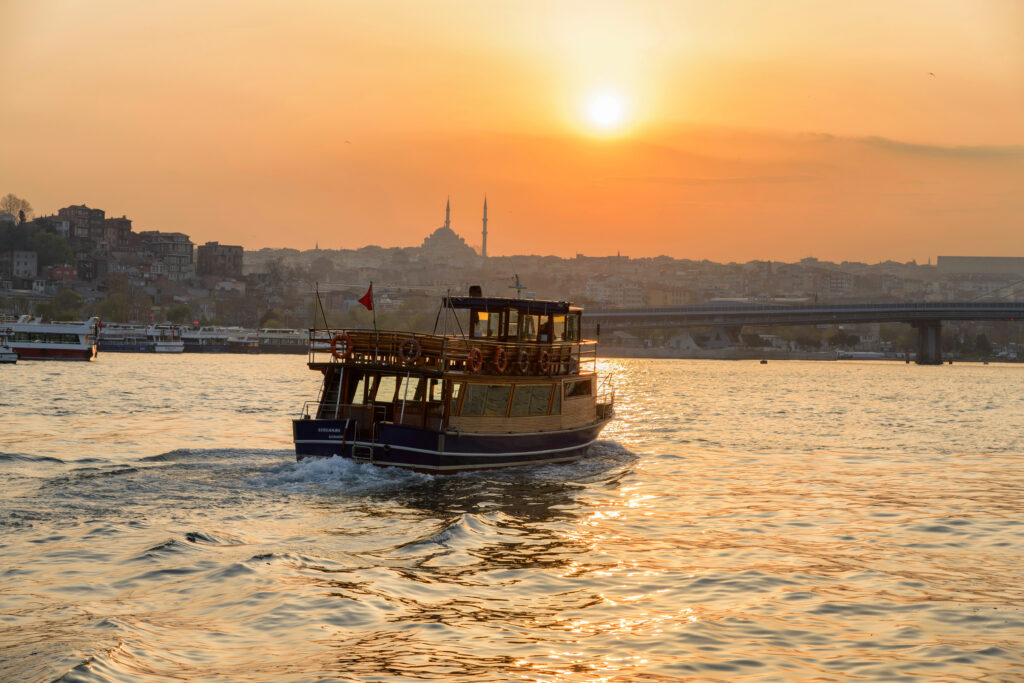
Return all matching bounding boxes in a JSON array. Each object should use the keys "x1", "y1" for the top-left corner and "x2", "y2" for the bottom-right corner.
[{"x1": 445, "y1": 296, "x2": 577, "y2": 316}]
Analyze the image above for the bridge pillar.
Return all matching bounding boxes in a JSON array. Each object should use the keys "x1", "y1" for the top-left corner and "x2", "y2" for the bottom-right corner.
[
  {"x1": 707, "y1": 324, "x2": 742, "y2": 348},
  {"x1": 912, "y1": 320, "x2": 942, "y2": 365}
]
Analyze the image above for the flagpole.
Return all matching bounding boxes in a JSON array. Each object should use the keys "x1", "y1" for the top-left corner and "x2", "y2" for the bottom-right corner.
[{"x1": 370, "y1": 281, "x2": 378, "y2": 357}]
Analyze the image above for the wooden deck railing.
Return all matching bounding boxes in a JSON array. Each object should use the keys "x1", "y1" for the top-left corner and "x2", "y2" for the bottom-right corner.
[{"x1": 308, "y1": 329, "x2": 597, "y2": 377}]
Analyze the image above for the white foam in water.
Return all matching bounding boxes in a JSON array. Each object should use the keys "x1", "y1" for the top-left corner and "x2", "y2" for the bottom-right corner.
[{"x1": 254, "y1": 455, "x2": 431, "y2": 493}]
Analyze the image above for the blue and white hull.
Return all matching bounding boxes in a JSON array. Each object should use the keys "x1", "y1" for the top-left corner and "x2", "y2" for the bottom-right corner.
[{"x1": 293, "y1": 418, "x2": 611, "y2": 472}]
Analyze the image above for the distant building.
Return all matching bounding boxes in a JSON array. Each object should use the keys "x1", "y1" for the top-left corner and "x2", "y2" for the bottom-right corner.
[
  {"x1": 937, "y1": 256, "x2": 1024, "y2": 277},
  {"x1": 139, "y1": 231, "x2": 195, "y2": 281},
  {"x1": 0, "y1": 212, "x2": 16, "y2": 227},
  {"x1": 0, "y1": 250, "x2": 38, "y2": 279},
  {"x1": 48, "y1": 265, "x2": 78, "y2": 280},
  {"x1": 196, "y1": 241, "x2": 243, "y2": 278},
  {"x1": 586, "y1": 276, "x2": 646, "y2": 307},
  {"x1": 58, "y1": 205, "x2": 106, "y2": 242},
  {"x1": 420, "y1": 198, "x2": 477, "y2": 262},
  {"x1": 812, "y1": 270, "x2": 853, "y2": 297},
  {"x1": 646, "y1": 285, "x2": 691, "y2": 307},
  {"x1": 102, "y1": 216, "x2": 133, "y2": 252}
]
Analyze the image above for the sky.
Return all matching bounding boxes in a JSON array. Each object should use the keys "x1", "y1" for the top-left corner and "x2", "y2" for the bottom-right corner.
[{"x1": 1, "y1": 0, "x2": 1022, "y2": 262}]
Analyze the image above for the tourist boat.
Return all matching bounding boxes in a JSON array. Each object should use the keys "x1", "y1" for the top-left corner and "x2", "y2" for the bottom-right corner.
[
  {"x1": 148, "y1": 324, "x2": 185, "y2": 353},
  {"x1": 98, "y1": 323, "x2": 151, "y2": 352},
  {"x1": 227, "y1": 329, "x2": 260, "y2": 354},
  {"x1": 5, "y1": 315, "x2": 99, "y2": 361},
  {"x1": 258, "y1": 328, "x2": 308, "y2": 354},
  {"x1": 0, "y1": 327, "x2": 17, "y2": 363},
  {"x1": 293, "y1": 289, "x2": 614, "y2": 472},
  {"x1": 181, "y1": 326, "x2": 231, "y2": 353}
]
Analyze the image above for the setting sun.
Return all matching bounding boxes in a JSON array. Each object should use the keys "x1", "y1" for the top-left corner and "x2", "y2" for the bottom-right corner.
[{"x1": 584, "y1": 90, "x2": 627, "y2": 133}]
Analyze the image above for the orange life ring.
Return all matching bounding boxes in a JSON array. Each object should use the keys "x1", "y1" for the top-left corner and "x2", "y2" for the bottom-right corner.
[
  {"x1": 537, "y1": 349, "x2": 551, "y2": 374},
  {"x1": 516, "y1": 348, "x2": 530, "y2": 374},
  {"x1": 468, "y1": 347, "x2": 483, "y2": 373},
  {"x1": 493, "y1": 346, "x2": 508, "y2": 374},
  {"x1": 399, "y1": 337, "x2": 421, "y2": 363},
  {"x1": 330, "y1": 332, "x2": 353, "y2": 360}
]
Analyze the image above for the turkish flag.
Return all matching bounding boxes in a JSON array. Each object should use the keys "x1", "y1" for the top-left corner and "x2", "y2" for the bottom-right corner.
[{"x1": 358, "y1": 284, "x2": 373, "y2": 311}]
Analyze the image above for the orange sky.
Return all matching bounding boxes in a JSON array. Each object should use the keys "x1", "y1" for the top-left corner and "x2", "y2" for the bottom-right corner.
[{"x1": 1, "y1": 0, "x2": 1022, "y2": 262}]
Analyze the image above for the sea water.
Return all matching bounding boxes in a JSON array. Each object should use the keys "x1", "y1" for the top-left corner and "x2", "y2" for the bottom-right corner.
[{"x1": 1, "y1": 355, "x2": 1023, "y2": 681}]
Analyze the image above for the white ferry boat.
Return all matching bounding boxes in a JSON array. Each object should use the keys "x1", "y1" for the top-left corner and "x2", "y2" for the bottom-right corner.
[
  {"x1": 148, "y1": 325, "x2": 185, "y2": 353},
  {"x1": 5, "y1": 316, "x2": 99, "y2": 361},
  {"x1": 98, "y1": 323, "x2": 151, "y2": 352},
  {"x1": 181, "y1": 326, "x2": 231, "y2": 353},
  {"x1": 0, "y1": 327, "x2": 17, "y2": 363},
  {"x1": 258, "y1": 328, "x2": 307, "y2": 354}
]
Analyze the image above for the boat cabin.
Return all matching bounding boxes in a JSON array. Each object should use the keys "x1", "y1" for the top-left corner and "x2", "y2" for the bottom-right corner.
[{"x1": 301, "y1": 294, "x2": 605, "y2": 445}]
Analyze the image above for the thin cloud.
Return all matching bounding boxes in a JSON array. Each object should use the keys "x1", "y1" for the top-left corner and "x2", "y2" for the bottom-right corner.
[
  {"x1": 622, "y1": 175, "x2": 818, "y2": 186},
  {"x1": 859, "y1": 136, "x2": 1024, "y2": 160}
]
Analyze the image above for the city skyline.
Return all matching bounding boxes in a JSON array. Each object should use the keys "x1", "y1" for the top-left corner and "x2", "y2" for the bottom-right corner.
[{"x1": 2, "y1": 1, "x2": 1022, "y2": 263}]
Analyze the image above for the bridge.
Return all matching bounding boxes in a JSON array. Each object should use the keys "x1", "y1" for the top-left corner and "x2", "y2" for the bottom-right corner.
[{"x1": 583, "y1": 302, "x2": 1024, "y2": 365}]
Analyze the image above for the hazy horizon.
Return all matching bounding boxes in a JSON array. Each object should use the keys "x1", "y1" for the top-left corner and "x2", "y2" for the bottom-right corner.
[{"x1": 2, "y1": 1, "x2": 1022, "y2": 263}]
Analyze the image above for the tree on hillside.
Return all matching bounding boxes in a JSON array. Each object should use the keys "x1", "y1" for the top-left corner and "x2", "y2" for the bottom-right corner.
[
  {"x1": 96, "y1": 293, "x2": 131, "y2": 323},
  {"x1": 29, "y1": 230, "x2": 75, "y2": 268},
  {"x1": 53, "y1": 289, "x2": 84, "y2": 320},
  {"x1": 167, "y1": 304, "x2": 192, "y2": 324},
  {"x1": 0, "y1": 194, "x2": 32, "y2": 221}
]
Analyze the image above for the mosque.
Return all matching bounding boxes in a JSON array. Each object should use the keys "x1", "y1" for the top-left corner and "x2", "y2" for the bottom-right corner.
[{"x1": 420, "y1": 197, "x2": 488, "y2": 261}]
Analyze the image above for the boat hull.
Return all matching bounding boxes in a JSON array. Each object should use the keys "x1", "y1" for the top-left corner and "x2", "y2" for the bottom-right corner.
[
  {"x1": 98, "y1": 341, "x2": 152, "y2": 352},
  {"x1": 10, "y1": 345, "x2": 97, "y2": 361},
  {"x1": 293, "y1": 418, "x2": 611, "y2": 472}
]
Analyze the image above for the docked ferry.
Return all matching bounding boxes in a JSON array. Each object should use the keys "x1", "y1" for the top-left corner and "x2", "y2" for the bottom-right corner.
[
  {"x1": 259, "y1": 328, "x2": 308, "y2": 354},
  {"x1": 0, "y1": 328, "x2": 17, "y2": 363},
  {"x1": 293, "y1": 290, "x2": 614, "y2": 472},
  {"x1": 6, "y1": 315, "x2": 100, "y2": 361},
  {"x1": 98, "y1": 323, "x2": 151, "y2": 352}
]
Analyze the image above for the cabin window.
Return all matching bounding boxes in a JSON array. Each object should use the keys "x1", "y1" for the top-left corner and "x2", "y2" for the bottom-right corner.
[
  {"x1": 461, "y1": 384, "x2": 487, "y2": 416},
  {"x1": 519, "y1": 314, "x2": 539, "y2": 341},
  {"x1": 450, "y1": 381, "x2": 463, "y2": 406},
  {"x1": 349, "y1": 374, "x2": 369, "y2": 404},
  {"x1": 510, "y1": 385, "x2": 553, "y2": 416},
  {"x1": 565, "y1": 378, "x2": 592, "y2": 398},
  {"x1": 547, "y1": 316, "x2": 563, "y2": 342},
  {"x1": 393, "y1": 375, "x2": 425, "y2": 402},
  {"x1": 473, "y1": 311, "x2": 500, "y2": 338},
  {"x1": 374, "y1": 375, "x2": 399, "y2": 402},
  {"x1": 484, "y1": 385, "x2": 512, "y2": 416},
  {"x1": 460, "y1": 384, "x2": 512, "y2": 417},
  {"x1": 565, "y1": 314, "x2": 580, "y2": 341}
]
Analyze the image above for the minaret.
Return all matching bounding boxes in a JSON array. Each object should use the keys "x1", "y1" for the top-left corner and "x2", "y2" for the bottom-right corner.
[
  {"x1": 481, "y1": 195, "x2": 488, "y2": 258},
  {"x1": 444, "y1": 197, "x2": 451, "y2": 231}
]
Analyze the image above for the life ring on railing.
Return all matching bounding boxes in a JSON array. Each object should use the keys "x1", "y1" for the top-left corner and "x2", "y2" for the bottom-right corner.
[
  {"x1": 516, "y1": 348, "x2": 530, "y2": 374},
  {"x1": 493, "y1": 346, "x2": 508, "y2": 374},
  {"x1": 330, "y1": 332, "x2": 353, "y2": 360},
  {"x1": 468, "y1": 347, "x2": 483, "y2": 373},
  {"x1": 537, "y1": 349, "x2": 551, "y2": 374},
  {"x1": 399, "y1": 337, "x2": 421, "y2": 363}
]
